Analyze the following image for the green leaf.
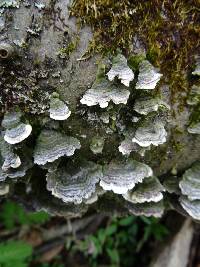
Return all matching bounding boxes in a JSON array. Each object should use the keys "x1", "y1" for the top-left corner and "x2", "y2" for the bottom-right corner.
[
  {"x1": 26, "y1": 211, "x2": 49, "y2": 225},
  {"x1": 118, "y1": 216, "x2": 135, "y2": 226},
  {"x1": 0, "y1": 241, "x2": 32, "y2": 264},
  {"x1": 106, "y1": 248, "x2": 120, "y2": 265},
  {"x1": 105, "y1": 224, "x2": 117, "y2": 236}
]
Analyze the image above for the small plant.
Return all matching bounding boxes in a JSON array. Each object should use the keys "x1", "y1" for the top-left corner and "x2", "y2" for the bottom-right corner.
[
  {"x1": 72, "y1": 216, "x2": 169, "y2": 267},
  {"x1": 0, "y1": 201, "x2": 50, "y2": 230},
  {"x1": 0, "y1": 241, "x2": 32, "y2": 267}
]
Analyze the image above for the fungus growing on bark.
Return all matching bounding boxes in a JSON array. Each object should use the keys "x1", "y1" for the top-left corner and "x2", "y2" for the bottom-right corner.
[
  {"x1": 34, "y1": 130, "x2": 81, "y2": 165},
  {"x1": 0, "y1": 184, "x2": 9, "y2": 196},
  {"x1": 49, "y1": 94, "x2": 71, "y2": 121},
  {"x1": 179, "y1": 162, "x2": 200, "y2": 200},
  {"x1": 132, "y1": 119, "x2": 167, "y2": 147},
  {"x1": 4, "y1": 123, "x2": 32, "y2": 144},
  {"x1": 0, "y1": 42, "x2": 14, "y2": 59},
  {"x1": 136, "y1": 60, "x2": 163, "y2": 90},
  {"x1": 46, "y1": 161, "x2": 103, "y2": 204},
  {"x1": 134, "y1": 96, "x2": 170, "y2": 115},
  {"x1": 80, "y1": 78, "x2": 130, "y2": 108},
  {"x1": 107, "y1": 54, "x2": 134, "y2": 87},
  {"x1": 99, "y1": 159, "x2": 153, "y2": 194},
  {"x1": 123, "y1": 176, "x2": 164, "y2": 204},
  {"x1": 90, "y1": 136, "x2": 104, "y2": 154},
  {"x1": 2, "y1": 111, "x2": 32, "y2": 145},
  {"x1": 179, "y1": 196, "x2": 200, "y2": 220},
  {"x1": 126, "y1": 200, "x2": 164, "y2": 218}
]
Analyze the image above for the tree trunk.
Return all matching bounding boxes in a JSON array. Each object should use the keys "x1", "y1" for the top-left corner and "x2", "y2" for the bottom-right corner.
[{"x1": 0, "y1": 0, "x2": 200, "y2": 219}]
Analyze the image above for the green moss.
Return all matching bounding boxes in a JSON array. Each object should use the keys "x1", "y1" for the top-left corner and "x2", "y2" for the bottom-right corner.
[
  {"x1": 58, "y1": 37, "x2": 80, "y2": 58},
  {"x1": 70, "y1": 0, "x2": 199, "y2": 108}
]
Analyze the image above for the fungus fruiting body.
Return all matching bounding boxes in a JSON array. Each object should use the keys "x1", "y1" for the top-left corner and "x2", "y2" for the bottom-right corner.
[
  {"x1": 49, "y1": 95, "x2": 71, "y2": 121},
  {"x1": 99, "y1": 160, "x2": 153, "y2": 194},
  {"x1": 107, "y1": 54, "x2": 134, "y2": 87},
  {"x1": 46, "y1": 162, "x2": 103, "y2": 204},
  {"x1": 34, "y1": 130, "x2": 81, "y2": 165},
  {"x1": 136, "y1": 60, "x2": 163, "y2": 90}
]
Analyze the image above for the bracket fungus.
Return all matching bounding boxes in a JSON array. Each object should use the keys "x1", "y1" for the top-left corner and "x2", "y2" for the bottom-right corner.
[
  {"x1": 0, "y1": 42, "x2": 14, "y2": 59},
  {"x1": 123, "y1": 176, "x2": 164, "y2": 204},
  {"x1": 80, "y1": 78, "x2": 130, "y2": 108},
  {"x1": 99, "y1": 159, "x2": 153, "y2": 194},
  {"x1": 134, "y1": 96, "x2": 170, "y2": 115},
  {"x1": 46, "y1": 162, "x2": 103, "y2": 204},
  {"x1": 136, "y1": 60, "x2": 163, "y2": 90},
  {"x1": 0, "y1": 139, "x2": 21, "y2": 171},
  {"x1": 90, "y1": 136, "x2": 105, "y2": 154},
  {"x1": 2, "y1": 111, "x2": 32, "y2": 145},
  {"x1": 179, "y1": 196, "x2": 200, "y2": 221},
  {"x1": 106, "y1": 54, "x2": 134, "y2": 87},
  {"x1": 33, "y1": 130, "x2": 81, "y2": 165},
  {"x1": 126, "y1": 200, "x2": 164, "y2": 218},
  {"x1": 49, "y1": 94, "x2": 71, "y2": 121},
  {"x1": 179, "y1": 162, "x2": 200, "y2": 201},
  {"x1": 0, "y1": 184, "x2": 9, "y2": 196},
  {"x1": 132, "y1": 119, "x2": 167, "y2": 147}
]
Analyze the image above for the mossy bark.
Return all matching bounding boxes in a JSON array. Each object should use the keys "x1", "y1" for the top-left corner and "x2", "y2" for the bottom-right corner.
[{"x1": 0, "y1": 0, "x2": 200, "y2": 218}]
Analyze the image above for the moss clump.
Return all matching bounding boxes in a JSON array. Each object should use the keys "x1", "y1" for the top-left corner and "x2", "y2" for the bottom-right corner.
[
  {"x1": 70, "y1": 0, "x2": 199, "y2": 106},
  {"x1": 58, "y1": 37, "x2": 80, "y2": 58}
]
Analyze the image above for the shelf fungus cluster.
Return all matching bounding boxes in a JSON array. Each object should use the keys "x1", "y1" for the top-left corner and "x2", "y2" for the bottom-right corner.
[{"x1": 0, "y1": 44, "x2": 200, "y2": 221}]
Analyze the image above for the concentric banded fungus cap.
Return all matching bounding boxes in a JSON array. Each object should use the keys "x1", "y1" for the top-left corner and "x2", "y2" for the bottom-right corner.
[
  {"x1": 163, "y1": 176, "x2": 181, "y2": 194},
  {"x1": 49, "y1": 94, "x2": 71, "y2": 121},
  {"x1": 126, "y1": 200, "x2": 164, "y2": 217},
  {"x1": 179, "y1": 162, "x2": 200, "y2": 200},
  {"x1": 106, "y1": 54, "x2": 134, "y2": 87},
  {"x1": 123, "y1": 176, "x2": 164, "y2": 204},
  {"x1": 0, "y1": 138, "x2": 21, "y2": 171},
  {"x1": 80, "y1": 78, "x2": 130, "y2": 108},
  {"x1": 34, "y1": 130, "x2": 81, "y2": 165},
  {"x1": 134, "y1": 96, "x2": 170, "y2": 115},
  {"x1": 132, "y1": 119, "x2": 167, "y2": 147},
  {"x1": 188, "y1": 122, "x2": 200, "y2": 134},
  {"x1": 136, "y1": 60, "x2": 163, "y2": 90},
  {"x1": 100, "y1": 159, "x2": 153, "y2": 194},
  {"x1": 2, "y1": 111, "x2": 32, "y2": 145},
  {"x1": 46, "y1": 161, "x2": 103, "y2": 204},
  {"x1": 179, "y1": 196, "x2": 200, "y2": 220},
  {"x1": 2, "y1": 111, "x2": 21, "y2": 129},
  {"x1": 4, "y1": 123, "x2": 32, "y2": 145}
]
